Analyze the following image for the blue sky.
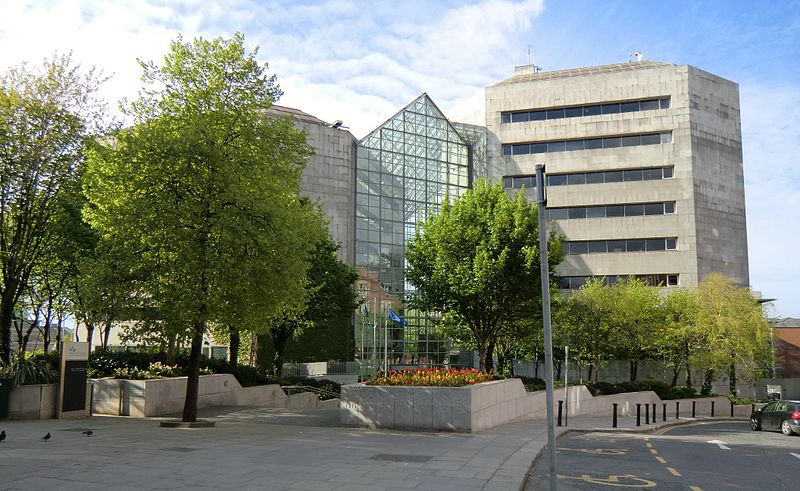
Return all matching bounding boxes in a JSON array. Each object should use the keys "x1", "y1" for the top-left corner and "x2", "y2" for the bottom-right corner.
[{"x1": 1, "y1": 0, "x2": 798, "y2": 316}]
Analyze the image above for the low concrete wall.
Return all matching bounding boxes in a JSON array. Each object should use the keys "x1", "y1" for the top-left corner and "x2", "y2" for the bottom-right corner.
[
  {"x1": 91, "y1": 374, "x2": 315, "y2": 417},
  {"x1": 342, "y1": 379, "x2": 533, "y2": 433},
  {"x1": 8, "y1": 383, "x2": 93, "y2": 420},
  {"x1": 342, "y1": 379, "x2": 754, "y2": 433}
]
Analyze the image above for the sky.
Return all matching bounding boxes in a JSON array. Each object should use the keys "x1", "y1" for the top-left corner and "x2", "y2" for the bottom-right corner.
[{"x1": 1, "y1": 0, "x2": 799, "y2": 316}]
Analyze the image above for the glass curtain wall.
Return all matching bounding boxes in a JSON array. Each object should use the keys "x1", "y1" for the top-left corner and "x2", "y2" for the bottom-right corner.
[{"x1": 355, "y1": 94, "x2": 473, "y2": 374}]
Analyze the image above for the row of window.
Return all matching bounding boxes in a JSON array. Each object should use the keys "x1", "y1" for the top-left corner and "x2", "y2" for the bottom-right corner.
[
  {"x1": 502, "y1": 132, "x2": 672, "y2": 156},
  {"x1": 548, "y1": 201, "x2": 676, "y2": 220},
  {"x1": 501, "y1": 97, "x2": 671, "y2": 124},
  {"x1": 563, "y1": 237, "x2": 677, "y2": 255},
  {"x1": 557, "y1": 274, "x2": 679, "y2": 289},
  {"x1": 503, "y1": 166, "x2": 674, "y2": 190}
]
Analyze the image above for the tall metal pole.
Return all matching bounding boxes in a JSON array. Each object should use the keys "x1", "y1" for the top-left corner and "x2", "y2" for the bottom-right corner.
[
  {"x1": 372, "y1": 297, "x2": 377, "y2": 373},
  {"x1": 535, "y1": 164, "x2": 558, "y2": 491},
  {"x1": 564, "y1": 345, "x2": 569, "y2": 427},
  {"x1": 384, "y1": 304, "x2": 389, "y2": 373}
]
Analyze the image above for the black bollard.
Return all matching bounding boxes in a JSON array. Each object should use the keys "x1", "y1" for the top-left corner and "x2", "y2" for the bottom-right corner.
[
  {"x1": 613, "y1": 403, "x2": 618, "y2": 428},
  {"x1": 645, "y1": 403, "x2": 650, "y2": 424},
  {"x1": 676, "y1": 401, "x2": 680, "y2": 419},
  {"x1": 662, "y1": 403, "x2": 667, "y2": 422},
  {"x1": 636, "y1": 403, "x2": 641, "y2": 426},
  {"x1": 692, "y1": 400, "x2": 696, "y2": 418},
  {"x1": 558, "y1": 400, "x2": 563, "y2": 427},
  {"x1": 711, "y1": 401, "x2": 715, "y2": 417},
  {"x1": 731, "y1": 400, "x2": 735, "y2": 417},
  {"x1": 751, "y1": 403, "x2": 755, "y2": 415}
]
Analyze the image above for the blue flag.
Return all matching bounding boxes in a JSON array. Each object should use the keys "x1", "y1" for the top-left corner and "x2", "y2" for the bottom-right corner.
[{"x1": 388, "y1": 308, "x2": 408, "y2": 326}]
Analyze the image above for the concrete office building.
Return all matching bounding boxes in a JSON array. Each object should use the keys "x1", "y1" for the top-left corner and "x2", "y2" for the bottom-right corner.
[{"x1": 483, "y1": 60, "x2": 749, "y2": 289}]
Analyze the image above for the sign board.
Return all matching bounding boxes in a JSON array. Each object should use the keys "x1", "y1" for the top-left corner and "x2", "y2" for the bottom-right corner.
[{"x1": 58, "y1": 341, "x2": 89, "y2": 419}]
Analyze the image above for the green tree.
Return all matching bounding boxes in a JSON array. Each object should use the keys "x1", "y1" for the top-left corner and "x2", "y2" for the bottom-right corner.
[
  {"x1": 258, "y1": 235, "x2": 358, "y2": 373},
  {"x1": 84, "y1": 34, "x2": 321, "y2": 422},
  {"x1": 654, "y1": 288, "x2": 701, "y2": 387},
  {"x1": 608, "y1": 278, "x2": 662, "y2": 381},
  {"x1": 557, "y1": 279, "x2": 615, "y2": 382},
  {"x1": 405, "y1": 179, "x2": 563, "y2": 371},
  {"x1": 694, "y1": 273, "x2": 773, "y2": 395},
  {"x1": 0, "y1": 54, "x2": 106, "y2": 363}
]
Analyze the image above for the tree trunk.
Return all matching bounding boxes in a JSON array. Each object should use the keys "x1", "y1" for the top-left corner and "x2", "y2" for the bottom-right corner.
[
  {"x1": 102, "y1": 319, "x2": 113, "y2": 349},
  {"x1": 274, "y1": 351, "x2": 284, "y2": 377},
  {"x1": 728, "y1": 363, "x2": 737, "y2": 396},
  {"x1": 588, "y1": 364, "x2": 594, "y2": 383},
  {"x1": 182, "y1": 326, "x2": 204, "y2": 423},
  {"x1": 685, "y1": 364, "x2": 692, "y2": 388},
  {"x1": 671, "y1": 368, "x2": 680, "y2": 387},
  {"x1": 630, "y1": 360, "x2": 638, "y2": 381},
  {"x1": 86, "y1": 323, "x2": 95, "y2": 349},
  {"x1": 0, "y1": 292, "x2": 15, "y2": 364},
  {"x1": 534, "y1": 353, "x2": 540, "y2": 378},
  {"x1": 477, "y1": 340, "x2": 487, "y2": 372},
  {"x1": 229, "y1": 327, "x2": 240, "y2": 367},
  {"x1": 166, "y1": 333, "x2": 177, "y2": 364},
  {"x1": 701, "y1": 369, "x2": 714, "y2": 396},
  {"x1": 485, "y1": 339, "x2": 495, "y2": 372}
]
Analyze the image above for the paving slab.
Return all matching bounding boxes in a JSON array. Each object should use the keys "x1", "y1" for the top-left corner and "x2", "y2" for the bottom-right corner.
[{"x1": 0, "y1": 405, "x2": 744, "y2": 490}]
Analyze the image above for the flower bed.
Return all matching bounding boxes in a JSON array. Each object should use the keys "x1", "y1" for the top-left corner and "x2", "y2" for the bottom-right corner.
[{"x1": 365, "y1": 368, "x2": 495, "y2": 387}]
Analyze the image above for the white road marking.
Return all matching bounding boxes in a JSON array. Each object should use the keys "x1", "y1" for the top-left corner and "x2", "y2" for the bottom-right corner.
[
  {"x1": 791, "y1": 452, "x2": 800, "y2": 460},
  {"x1": 707, "y1": 439, "x2": 730, "y2": 450}
]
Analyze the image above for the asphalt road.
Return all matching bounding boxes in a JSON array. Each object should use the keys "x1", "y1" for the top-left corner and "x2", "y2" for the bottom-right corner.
[{"x1": 526, "y1": 422, "x2": 800, "y2": 490}]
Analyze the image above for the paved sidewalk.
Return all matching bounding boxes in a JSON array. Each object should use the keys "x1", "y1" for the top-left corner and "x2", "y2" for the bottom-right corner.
[{"x1": 0, "y1": 406, "x2": 746, "y2": 491}]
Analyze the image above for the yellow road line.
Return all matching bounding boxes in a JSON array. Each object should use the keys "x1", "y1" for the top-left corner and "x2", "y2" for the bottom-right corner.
[
  {"x1": 655, "y1": 456, "x2": 667, "y2": 464},
  {"x1": 690, "y1": 486, "x2": 703, "y2": 491},
  {"x1": 646, "y1": 442, "x2": 653, "y2": 448},
  {"x1": 649, "y1": 448, "x2": 658, "y2": 455},
  {"x1": 667, "y1": 467, "x2": 682, "y2": 477}
]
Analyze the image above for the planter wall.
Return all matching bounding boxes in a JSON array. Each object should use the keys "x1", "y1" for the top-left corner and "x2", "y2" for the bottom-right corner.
[
  {"x1": 342, "y1": 379, "x2": 753, "y2": 433},
  {"x1": 8, "y1": 383, "x2": 92, "y2": 420},
  {"x1": 341, "y1": 378, "x2": 533, "y2": 433},
  {"x1": 91, "y1": 374, "x2": 316, "y2": 417}
]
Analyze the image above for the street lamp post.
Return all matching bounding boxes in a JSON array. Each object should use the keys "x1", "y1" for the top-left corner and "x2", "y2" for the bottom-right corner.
[{"x1": 535, "y1": 164, "x2": 558, "y2": 491}]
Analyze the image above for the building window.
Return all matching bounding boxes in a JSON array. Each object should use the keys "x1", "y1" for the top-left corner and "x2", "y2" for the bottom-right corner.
[
  {"x1": 564, "y1": 237, "x2": 678, "y2": 254},
  {"x1": 503, "y1": 167, "x2": 674, "y2": 190},
  {"x1": 546, "y1": 202, "x2": 677, "y2": 220},
  {"x1": 502, "y1": 132, "x2": 672, "y2": 155},
  {"x1": 557, "y1": 273, "x2": 680, "y2": 289},
  {"x1": 501, "y1": 97, "x2": 671, "y2": 124}
]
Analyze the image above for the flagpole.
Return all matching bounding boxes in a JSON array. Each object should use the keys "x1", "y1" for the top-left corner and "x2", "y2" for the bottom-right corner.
[
  {"x1": 372, "y1": 297, "x2": 377, "y2": 373},
  {"x1": 384, "y1": 304, "x2": 389, "y2": 373}
]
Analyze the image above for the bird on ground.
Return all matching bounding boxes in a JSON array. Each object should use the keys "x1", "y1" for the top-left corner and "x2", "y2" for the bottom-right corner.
[
  {"x1": 0, "y1": 430, "x2": 6, "y2": 442},
  {"x1": 82, "y1": 430, "x2": 93, "y2": 437},
  {"x1": 41, "y1": 432, "x2": 51, "y2": 442}
]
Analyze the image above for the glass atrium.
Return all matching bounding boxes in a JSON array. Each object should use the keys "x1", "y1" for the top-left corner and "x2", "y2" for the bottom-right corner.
[{"x1": 354, "y1": 94, "x2": 479, "y2": 373}]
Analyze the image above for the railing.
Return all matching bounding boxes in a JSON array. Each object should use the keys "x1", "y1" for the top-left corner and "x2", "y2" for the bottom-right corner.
[{"x1": 281, "y1": 384, "x2": 339, "y2": 401}]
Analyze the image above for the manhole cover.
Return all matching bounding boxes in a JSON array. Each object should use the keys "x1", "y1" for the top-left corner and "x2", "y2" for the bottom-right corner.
[
  {"x1": 160, "y1": 447, "x2": 199, "y2": 452},
  {"x1": 369, "y1": 453, "x2": 433, "y2": 463}
]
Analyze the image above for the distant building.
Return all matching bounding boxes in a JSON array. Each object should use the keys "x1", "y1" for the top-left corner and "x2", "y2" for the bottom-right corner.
[{"x1": 772, "y1": 317, "x2": 800, "y2": 377}]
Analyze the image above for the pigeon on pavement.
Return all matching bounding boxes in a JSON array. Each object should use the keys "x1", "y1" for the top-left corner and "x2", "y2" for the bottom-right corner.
[
  {"x1": 82, "y1": 430, "x2": 93, "y2": 437},
  {"x1": 0, "y1": 430, "x2": 6, "y2": 442},
  {"x1": 41, "y1": 432, "x2": 51, "y2": 442}
]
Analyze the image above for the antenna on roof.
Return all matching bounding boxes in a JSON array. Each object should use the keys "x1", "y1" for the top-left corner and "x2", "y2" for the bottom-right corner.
[{"x1": 528, "y1": 45, "x2": 532, "y2": 65}]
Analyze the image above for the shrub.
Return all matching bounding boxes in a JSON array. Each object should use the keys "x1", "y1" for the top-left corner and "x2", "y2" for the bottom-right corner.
[
  {"x1": 365, "y1": 368, "x2": 494, "y2": 387},
  {"x1": 6, "y1": 357, "x2": 58, "y2": 386}
]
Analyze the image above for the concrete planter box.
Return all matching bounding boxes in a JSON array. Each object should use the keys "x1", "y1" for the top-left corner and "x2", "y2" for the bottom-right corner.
[
  {"x1": 91, "y1": 374, "x2": 316, "y2": 417},
  {"x1": 341, "y1": 378, "x2": 533, "y2": 433},
  {"x1": 8, "y1": 383, "x2": 92, "y2": 420},
  {"x1": 342, "y1": 379, "x2": 752, "y2": 433}
]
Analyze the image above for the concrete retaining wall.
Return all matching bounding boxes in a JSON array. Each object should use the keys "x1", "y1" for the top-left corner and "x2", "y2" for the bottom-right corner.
[
  {"x1": 91, "y1": 374, "x2": 313, "y2": 417},
  {"x1": 342, "y1": 379, "x2": 754, "y2": 432},
  {"x1": 8, "y1": 383, "x2": 93, "y2": 420}
]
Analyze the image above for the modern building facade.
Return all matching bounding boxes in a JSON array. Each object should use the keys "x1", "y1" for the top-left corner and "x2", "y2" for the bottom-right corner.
[
  {"x1": 287, "y1": 60, "x2": 750, "y2": 368},
  {"x1": 484, "y1": 61, "x2": 749, "y2": 289}
]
